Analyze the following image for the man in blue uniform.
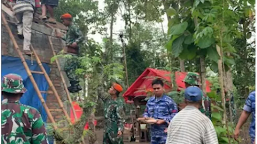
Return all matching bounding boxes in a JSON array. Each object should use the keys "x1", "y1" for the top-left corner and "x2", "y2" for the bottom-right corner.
[
  {"x1": 137, "y1": 78, "x2": 178, "y2": 144},
  {"x1": 234, "y1": 91, "x2": 255, "y2": 143}
]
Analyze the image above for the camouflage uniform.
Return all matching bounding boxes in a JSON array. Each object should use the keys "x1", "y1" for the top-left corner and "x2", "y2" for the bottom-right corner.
[
  {"x1": 183, "y1": 72, "x2": 212, "y2": 119},
  {"x1": 1, "y1": 73, "x2": 48, "y2": 144},
  {"x1": 100, "y1": 94, "x2": 125, "y2": 144},
  {"x1": 244, "y1": 91, "x2": 256, "y2": 143},
  {"x1": 62, "y1": 24, "x2": 84, "y2": 93}
]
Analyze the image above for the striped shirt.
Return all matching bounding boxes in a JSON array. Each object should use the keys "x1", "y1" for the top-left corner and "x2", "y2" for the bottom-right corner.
[
  {"x1": 13, "y1": 1, "x2": 34, "y2": 14},
  {"x1": 166, "y1": 105, "x2": 218, "y2": 144}
]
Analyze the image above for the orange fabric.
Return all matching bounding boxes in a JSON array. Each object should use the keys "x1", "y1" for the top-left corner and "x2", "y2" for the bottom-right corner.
[
  {"x1": 61, "y1": 13, "x2": 72, "y2": 19},
  {"x1": 113, "y1": 83, "x2": 123, "y2": 92},
  {"x1": 70, "y1": 101, "x2": 97, "y2": 130}
]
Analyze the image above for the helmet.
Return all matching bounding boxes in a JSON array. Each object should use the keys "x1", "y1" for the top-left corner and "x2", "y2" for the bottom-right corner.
[
  {"x1": 183, "y1": 72, "x2": 201, "y2": 86},
  {"x1": 1, "y1": 73, "x2": 26, "y2": 94},
  {"x1": 61, "y1": 13, "x2": 72, "y2": 19}
]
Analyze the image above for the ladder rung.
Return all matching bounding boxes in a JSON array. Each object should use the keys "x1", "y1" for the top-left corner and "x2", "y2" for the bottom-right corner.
[
  {"x1": 40, "y1": 91, "x2": 53, "y2": 94},
  {"x1": 31, "y1": 71, "x2": 44, "y2": 74}
]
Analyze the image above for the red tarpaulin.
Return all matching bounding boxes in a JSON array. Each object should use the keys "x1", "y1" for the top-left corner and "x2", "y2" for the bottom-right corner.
[
  {"x1": 70, "y1": 101, "x2": 97, "y2": 130},
  {"x1": 123, "y1": 68, "x2": 211, "y2": 103}
]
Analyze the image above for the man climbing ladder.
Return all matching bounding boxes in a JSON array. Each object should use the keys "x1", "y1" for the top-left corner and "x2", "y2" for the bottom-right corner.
[
  {"x1": 56, "y1": 13, "x2": 84, "y2": 93},
  {"x1": 12, "y1": 0, "x2": 35, "y2": 56}
]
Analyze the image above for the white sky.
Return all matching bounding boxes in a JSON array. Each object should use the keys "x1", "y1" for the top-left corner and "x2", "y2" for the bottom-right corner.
[
  {"x1": 88, "y1": 0, "x2": 255, "y2": 47},
  {"x1": 88, "y1": 0, "x2": 168, "y2": 43}
]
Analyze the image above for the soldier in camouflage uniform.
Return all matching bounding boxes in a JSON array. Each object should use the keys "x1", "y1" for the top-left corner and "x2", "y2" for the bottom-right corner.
[
  {"x1": 1, "y1": 73, "x2": 48, "y2": 144},
  {"x1": 182, "y1": 72, "x2": 212, "y2": 119},
  {"x1": 100, "y1": 83, "x2": 125, "y2": 144},
  {"x1": 57, "y1": 13, "x2": 84, "y2": 93}
]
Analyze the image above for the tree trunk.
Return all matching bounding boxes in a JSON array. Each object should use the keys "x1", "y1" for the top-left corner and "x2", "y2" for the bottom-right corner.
[
  {"x1": 109, "y1": 13, "x2": 114, "y2": 62},
  {"x1": 199, "y1": 57, "x2": 206, "y2": 93},
  {"x1": 179, "y1": 59, "x2": 185, "y2": 72},
  {"x1": 216, "y1": 45, "x2": 230, "y2": 143}
]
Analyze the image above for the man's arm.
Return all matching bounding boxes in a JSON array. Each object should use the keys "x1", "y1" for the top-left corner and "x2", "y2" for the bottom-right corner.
[
  {"x1": 234, "y1": 93, "x2": 253, "y2": 140},
  {"x1": 203, "y1": 119, "x2": 219, "y2": 144},
  {"x1": 97, "y1": 86, "x2": 109, "y2": 102},
  {"x1": 31, "y1": 109, "x2": 48, "y2": 144},
  {"x1": 116, "y1": 102, "x2": 125, "y2": 135},
  {"x1": 234, "y1": 111, "x2": 251, "y2": 140},
  {"x1": 74, "y1": 26, "x2": 84, "y2": 44},
  {"x1": 156, "y1": 100, "x2": 178, "y2": 125},
  {"x1": 142, "y1": 101, "x2": 150, "y2": 118}
]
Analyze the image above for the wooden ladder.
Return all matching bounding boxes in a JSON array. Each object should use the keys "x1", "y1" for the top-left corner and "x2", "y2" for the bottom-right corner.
[
  {"x1": 48, "y1": 36, "x2": 77, "y2": 120},
  {"x1": 1, "y1": 13, "x2": 73, "y2": 129}
]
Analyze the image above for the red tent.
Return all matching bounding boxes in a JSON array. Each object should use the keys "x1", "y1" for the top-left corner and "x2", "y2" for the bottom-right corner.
[{"x1": 123, "y1": 68, "x2": 211, "y2": 103}]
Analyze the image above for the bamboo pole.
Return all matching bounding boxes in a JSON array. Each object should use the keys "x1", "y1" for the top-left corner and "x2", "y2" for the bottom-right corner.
[
  {"x1": 1, "y1": 12, "x2": 57, "y2": 130},
  {"x1": 48, "y1": 36, "x2": 78, "y2": 121},
  {"x1": 30, "y1": 45, "x2": 72, "y2": 125}
]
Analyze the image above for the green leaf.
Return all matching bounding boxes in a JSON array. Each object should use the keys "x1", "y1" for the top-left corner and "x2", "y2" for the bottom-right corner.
[
  {"x1": 210, "y1": 61, "x2": 218, "y2": 73},
  {"x1": 169, "y1": 22, "x2": 188, "y2": 36},
  {"x1": 207, "y1": 91, "x2": 217, "y2": 99},
  {"x1": 166, "y1": 8, "x2": 176, "y2": 16},
  {"x1": 220, "y1": 137, "x2": 229, "y2": 143},
  {"x1": 179, "y1": 46, "x2": 197, "y2": 60},
  {"x1": 172, "y1": 35, "x2": 185, "y2": 57},
  {"x1": 223, "y1": 56, "x2": 235, "y2": 66},
  {"x1": 212, "y1": 105, "x2": 224, "y2": 112},
  {"x1": 167, "y1": 91, "x2": 179, "y2": 97},
  {"x1": 246, "y1": 32, "x2": 252, "y2": 39},
  {"x1": 184, "y1": 35, "x2": 194, "y2": 44},
  {"x1": 207, "y1": 47, "x2": 220, "y2": 61},
  {"x1": 194, "y1": 0, "x2": 200, "y2": 7},
  {"x1": 215, "y1": 126, "x2": 226, "y2": 135},
  {"x1": 165, "y1": 35, "x2": 179, "y2": 51},
  {"x1": 212, "y1": 112, "x2": 222, "y2": 121},
  {"x1": 197, "y1": 36, "x2": 215, "y2": 48}
]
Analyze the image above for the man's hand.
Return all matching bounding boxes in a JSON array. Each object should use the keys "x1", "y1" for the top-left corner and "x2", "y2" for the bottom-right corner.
[
  {"x1": 117, "y1": 131, "x2": 122, "y2": 137},
  {"x1": 164, "y1": 128, "x2": 168, "y2": 133},
  {"x1": 155, "y1": 119, "x2": 166, "y2": 125},
  {"x1": 55, "y1": 30, "x2": 63, "y2": 38},
  {"x1": 137, "y1": 117, "x2": 146, "y2": 121},
  {"x1": 233, "y1": 128, "x2": 240, "y2": 141}
]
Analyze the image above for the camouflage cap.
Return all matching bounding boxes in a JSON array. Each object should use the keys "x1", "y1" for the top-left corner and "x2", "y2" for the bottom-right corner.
[
  {"x1": 183, "y1": 72, "x2": 201, "y2": 86},
  {"x1": 1, "y1": 73, "x2": 26, "y2": 94}
]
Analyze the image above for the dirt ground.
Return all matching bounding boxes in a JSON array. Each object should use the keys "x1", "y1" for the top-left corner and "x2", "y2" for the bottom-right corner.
[{"x1": 95, "y1": 129, "x2": 149, "y2": 144}]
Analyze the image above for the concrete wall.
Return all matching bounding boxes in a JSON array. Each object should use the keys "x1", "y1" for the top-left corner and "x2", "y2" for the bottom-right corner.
[{"x1": 1, "y1": 21, "x2": 70, "y2": 124}]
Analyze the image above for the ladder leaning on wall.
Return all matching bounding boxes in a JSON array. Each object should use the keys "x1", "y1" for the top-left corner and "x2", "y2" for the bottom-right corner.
[{"x1": 1, "y1": 12, "x2": 78, "y2": 130}]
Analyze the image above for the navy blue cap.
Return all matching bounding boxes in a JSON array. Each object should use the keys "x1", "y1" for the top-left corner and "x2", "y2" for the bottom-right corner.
[{"x1": 184, "y1": 86, "x2": 203, "y2": 102}]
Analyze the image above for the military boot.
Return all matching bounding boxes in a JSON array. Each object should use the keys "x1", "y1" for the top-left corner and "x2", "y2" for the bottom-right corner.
[
  {"x1": 68, "y1": 81, "x2": 82, "y2": 93},
  {"x1": 68, "y1": 81, "x2": 78, "y2": 93},
  {"x1": 73, "y1": 81, "x2": 82, "y2": 93}
]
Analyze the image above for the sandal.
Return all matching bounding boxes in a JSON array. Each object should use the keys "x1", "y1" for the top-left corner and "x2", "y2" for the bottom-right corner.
[
  {"x1": 39, "y1": 15, "x2": 47, "y2": 20},
  {"x1": 46, "y1": 17, "x2": 57, "y2": 24},
  {"x1": 23, "y1": 50, "x2": 32, "y2": 56}
]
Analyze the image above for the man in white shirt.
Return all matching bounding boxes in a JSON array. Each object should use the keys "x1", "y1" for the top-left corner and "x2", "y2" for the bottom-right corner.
[{"x1": 166, "y1": 86, "x2": 218, "y2": 144}]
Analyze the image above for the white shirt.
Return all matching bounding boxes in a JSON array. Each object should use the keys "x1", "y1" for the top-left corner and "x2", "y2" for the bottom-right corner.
[{"x1": 166, "y1": 105, "x2": 218, "y2": 144}]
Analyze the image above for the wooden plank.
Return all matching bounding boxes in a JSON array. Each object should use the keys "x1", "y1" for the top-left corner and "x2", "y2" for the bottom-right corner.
[
  {"x1": 2, "y1": 4, "x2": 14, "y2": 18},
  {"x1": 49, "y1": 109, "x2": 62, "y2": 112},
  {"x1": 31, "y1": 71, "x2": 44, "y2": 74}
]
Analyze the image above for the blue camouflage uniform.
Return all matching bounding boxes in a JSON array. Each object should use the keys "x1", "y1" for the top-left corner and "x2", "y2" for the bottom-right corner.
[
  {"x1": 143, "y1": 95, "x2": 178, "y2": 144},
  {"x1": 243, "y1": 91, "x2": 255, "y2": 143}
]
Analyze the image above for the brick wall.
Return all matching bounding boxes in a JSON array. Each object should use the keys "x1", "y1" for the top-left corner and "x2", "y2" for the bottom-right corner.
[{"x1": 1, "y1": 21, "x2": 70, "y2": 125}]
